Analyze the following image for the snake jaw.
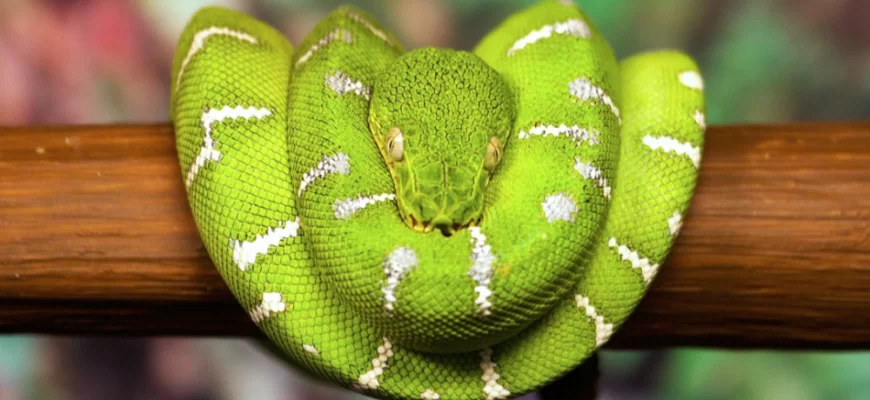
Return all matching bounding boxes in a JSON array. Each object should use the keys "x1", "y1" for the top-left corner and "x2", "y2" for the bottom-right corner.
[
  {"x1": 406, "y1": 214, "x2": 432, "y2": 233},
  {"x1": 406, "y1": 214, "x2": 482, "y2": 237}
]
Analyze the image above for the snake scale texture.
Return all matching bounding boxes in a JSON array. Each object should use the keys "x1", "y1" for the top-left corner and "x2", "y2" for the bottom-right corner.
[{"x1": 170, "y1": 1, "x2": 705, "y2": 399}]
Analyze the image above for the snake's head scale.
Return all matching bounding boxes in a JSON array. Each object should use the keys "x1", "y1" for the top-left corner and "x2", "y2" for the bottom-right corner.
[{"x1": 369, "y1": 48, "x2": 515, "y2": 237}]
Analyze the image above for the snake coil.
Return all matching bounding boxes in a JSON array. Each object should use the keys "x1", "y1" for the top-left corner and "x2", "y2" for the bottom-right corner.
[{"x1": 170, "y1": 1, "x2": 705, "y2": 399}]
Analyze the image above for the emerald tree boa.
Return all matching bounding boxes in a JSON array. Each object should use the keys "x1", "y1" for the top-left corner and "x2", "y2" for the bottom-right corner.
[{"x1": 170, "y1": 1, "x2": 705, "y2": 398}]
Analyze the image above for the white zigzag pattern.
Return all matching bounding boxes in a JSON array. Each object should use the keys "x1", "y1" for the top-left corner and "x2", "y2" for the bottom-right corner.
[
  {"x1": 356, "y1": 338, "x2": 394, "y2": 391},
  {"x1": 468, "y1": 227, "x2": 497, "y2": 317},
  {"x1": 693, "y1": 109, "x2": 706, "y2": 130},
  {"x1": 679, "y1": 70, "x2": 704, "y2": 90},
  {"x1": 186, "y1": 106, "x2": 272, "y2": 189},
  {"x1": 232, "y1": 217, "x2": 300, "y2": 271},
  {"x1": 348, "y1": 12, "x2": 397, "y2": 47},
  {"x1": 333, "y1": 193, "x2": 396, "y2": 220},
  {"x1": 642, "y1": 135, "x2": 701, "y2": 168},
  {"x1": 569, "y1": 78, "x2": 621, "y2": 124},
  {"x1": 542, "y1": 193, "x2": 579, "y2": 223},
  {"x1": 249, "y1": 292, "x2": 287, "y2": 323},
  {"x1": 299, "y1": 153, "x2": 351, "y2": 196},
  {"x1": 668, "y1": 210, "x2": 684, "y2": 236},
  {"x1": 296, "y1": 28, "x2": 352, "y2": 67},
  {"x1": 575, "y1": 294, "x2": 614, "y2": 346},
  {"x1": 608, "y1": 237, "x2": 659, "y2": 284},
  {"x1": 574, "y1": 159, "x2": 611, "y2": 199},
  {"x1": 518, "y1": 123, "x2": 600, "y2": 146},
  {"x1": 175, "y1": 27, "x2": 257, "y2": 92},
  {"x1": 480, "y1": 348, "x2": 510, "y2": 399},
  {"x1": 325, "y1": 70, "x2": 371, "y2": 99},
  {"x1": 507, "y1": 19, "x2": 590, "y2": 56},
  {"x1": 381, "y1": 247, "x2": 418, "y2": 314}
]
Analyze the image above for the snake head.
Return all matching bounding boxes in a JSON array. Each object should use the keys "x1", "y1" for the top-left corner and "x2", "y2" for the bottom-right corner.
[{"x1": 369, "y1": 48, "x2": 515, "y2": 236}]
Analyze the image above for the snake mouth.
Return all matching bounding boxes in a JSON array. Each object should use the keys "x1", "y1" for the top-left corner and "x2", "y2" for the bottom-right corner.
[{"x1": 406, "y1": 215, "x2": 479, "y2": 237}]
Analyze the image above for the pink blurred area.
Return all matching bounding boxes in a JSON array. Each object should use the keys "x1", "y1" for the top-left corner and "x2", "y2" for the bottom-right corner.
[
  {"x1": 0, "y1": 0, "x2": 170, "y2": 124},
  {"x1": 0, "y1": 0, "x2": 461, "y2": 126}
]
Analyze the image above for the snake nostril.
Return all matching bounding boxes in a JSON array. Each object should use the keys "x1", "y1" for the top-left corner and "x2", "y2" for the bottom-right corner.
[
  {"x1": 432, "y1": 216, "x2": 453, "y2": 237},
  {"x1": 437, "y1": 226, "x2": 453, "y2": 237}
]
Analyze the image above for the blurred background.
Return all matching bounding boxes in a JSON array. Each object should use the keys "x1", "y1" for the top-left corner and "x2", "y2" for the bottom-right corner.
[{"x1": 1, "y1": 0, "x2": 869, "y2": 399}]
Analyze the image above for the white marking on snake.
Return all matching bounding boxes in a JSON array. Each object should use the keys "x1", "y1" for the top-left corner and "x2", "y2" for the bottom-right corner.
[
  {"x1": 333, "y1": 193, "x2": 396, "y2": 220},
  {"x1": 575, "y1": 294, "x2": 614, "y2": 347},
  {"x1": 175, "y1": 27, "x2": 257, "y2": 92},
  {"x1": 347, "y1": 12, "x2": 397, "y2": 47},
  {"x1": 542, "y1": 193, "x2": 578, "y2": 223},
  {"x1": 467, "y1": 227, "x2": 497, "y2": 317},
  {"x1": 569, "y1": 78, "x2": 621, "y2": 124},
  {"x1": 558, "y1": 0, "x2": 576, "y2": 5},
  {"x1": 382, "y1": 247, "x2": 418, "y2": 315},
  {"x1": 608, "y1": 237, "x2": 659, "y2": 284},
  {"x1": 295, "y1": 28, "x2": 352, "y2": 67},
  {"x1": 302, "y1": 344, "x2": 319, "y2": 355},
  {"x1": 479, "y1": 348, "x2": 510, "y2": 399},
  {"x1": 325, "y1": 70, "x2": 371, "y2": 100},
  {"x1": 421, "y1": 389, "x2": 441, "y2": 400},
  {"x1": 668, "y1": 211, "x2": 683, "y2": 236},
  {"x1": 249, "y1": 292, "x2": 286, "y2": 323},
  {"x1": 693, "y1": 109, "x2": 706, "y2": 130},
  {"x1": 298, "y1": 153, "x2": 351, "y2": 196},
  {"x1": 679, "y1": 71, "x2": 704, "y2": 90},
  {"x1": 574, "y1": 159, "x2": 611, "y2": 199},
  {"x1": 518, "y1": 123, "x2": 600, "y2": 146},
  {"x1": 186, "y1": 106, "x2": 272, "y2": 189},
  {"x1": 642, "y1": 135, "x2": 701, "y2": 168},
  {"x1": 507, "y1": 19, "x2": 590, "y2": 56},
  {"x1": 232, "y1": 217, "x2": 300, "y2": 271},
  {"x1": 356, "y1": 337, "x2": 394, "y2": 391}
]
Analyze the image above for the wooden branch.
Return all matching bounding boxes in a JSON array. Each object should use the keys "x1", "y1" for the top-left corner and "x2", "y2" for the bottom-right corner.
[{"x1": 1, "y1": 123, "x2": 869, "y2": 349}]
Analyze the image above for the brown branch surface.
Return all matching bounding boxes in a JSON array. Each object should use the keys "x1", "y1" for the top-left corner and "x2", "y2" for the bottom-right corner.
[{"x1": 1, "y1": 123, "x2": 869, "y2": 349}]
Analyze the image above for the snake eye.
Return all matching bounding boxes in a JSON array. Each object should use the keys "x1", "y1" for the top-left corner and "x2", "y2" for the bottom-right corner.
[
  {"x1": 484, "y1": 136, "x2": 503, "y2": 171},
  {"x1": 387, "y1": 127, "x2": 405, "y2": 162}
]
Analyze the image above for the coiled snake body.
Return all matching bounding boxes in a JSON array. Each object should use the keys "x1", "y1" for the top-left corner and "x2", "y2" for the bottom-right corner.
[{"x1": 170, "y1": 1, "x2": 705, "y2": 399}]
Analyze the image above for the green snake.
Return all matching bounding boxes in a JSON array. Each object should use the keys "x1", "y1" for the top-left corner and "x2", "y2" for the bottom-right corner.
[{"x1": 169, "y1": 1, "x2": 705, "y2": 399}]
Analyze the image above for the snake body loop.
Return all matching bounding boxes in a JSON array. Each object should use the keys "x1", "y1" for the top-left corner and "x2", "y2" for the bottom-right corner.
[{"x1": 170, "y1": 2, "x2": 705, "y2": 399}]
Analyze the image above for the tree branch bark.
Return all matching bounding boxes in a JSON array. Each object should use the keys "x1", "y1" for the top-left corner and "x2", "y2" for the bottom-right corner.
[{"x1": 1, "y1": 123, "x2": 869, "y2": 349}]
